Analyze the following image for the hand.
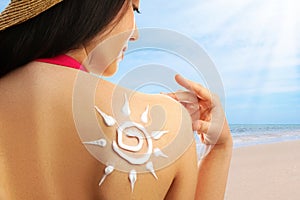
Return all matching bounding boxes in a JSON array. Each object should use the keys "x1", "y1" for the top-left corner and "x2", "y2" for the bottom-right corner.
[{"x1": 164, "y1": 74, "x2": 232, "y2": 146}]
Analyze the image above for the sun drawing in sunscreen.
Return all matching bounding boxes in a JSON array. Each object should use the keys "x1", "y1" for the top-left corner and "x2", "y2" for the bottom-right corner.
[{"x1": 83, "y1": 93, "x2": 169, "y2": 192}]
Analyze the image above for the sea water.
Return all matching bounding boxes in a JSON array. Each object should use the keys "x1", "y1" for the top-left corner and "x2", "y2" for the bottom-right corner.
[
  {"x1": 230, "y1": 124, "x2": 300, "y2": 148},
  {"x1": 194, "y1": 124, "x2": 300, "y2": 155}
]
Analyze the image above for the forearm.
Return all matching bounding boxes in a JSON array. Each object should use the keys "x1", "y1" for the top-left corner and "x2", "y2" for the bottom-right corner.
[
  {"x1": 195, "y1": 140, "x2": 233, "y2": 200},
  {"x1": 167, "y1": 75, "x2": 233, "y2": 199}
]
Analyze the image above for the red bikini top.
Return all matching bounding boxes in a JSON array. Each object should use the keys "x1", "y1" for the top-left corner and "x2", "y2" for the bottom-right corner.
[{"x1": 36, "y1": 54, "x2": 87, "y2": 72}]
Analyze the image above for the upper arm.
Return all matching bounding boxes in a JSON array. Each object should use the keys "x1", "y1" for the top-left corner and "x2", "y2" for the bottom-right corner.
[
  {"x1": 165, "y1": 140, "x2": 198, "y2": 200},
  {"x1": 155, "y1": 94, "x2": 199, "y2": 200}
]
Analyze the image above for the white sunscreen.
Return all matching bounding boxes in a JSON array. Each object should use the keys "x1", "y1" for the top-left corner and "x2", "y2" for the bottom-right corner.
[
  {"x1": 99, "y1": 165, "x2": 114, "y2": 186},
  {"x1": 117, "y1": 125, "x2": 144, "y2": 152},
  {"x1": 93, "y1": 93, "x2": 171, "y2": 192},
  {"x1": 129, "y1": 169, "x2": 137, "y2": 192},
  {"x1": 141, "y1": 105, "x2": 149, "y2": 123},
  {"x1": 95, "y1": 106, "x2": 116, "y2": 127},
  {"x1": 146, "y1": 162, "x2": 158, "y2": 180},
  {"x1": 83, "y1": 139, "x2": 107, "y2": 147},
  {"x1": 122, "y1": 93, "x2": 131, "y2": 116},
  {"x1": 151, "y1": 131, "x2": 169, "y2": 140},
  {"x1": 153, "y1": 148, "x2": 168, "y2": 158},
  {"x1": 113, "y1": 121, "x2": 153, "y2": 165}
]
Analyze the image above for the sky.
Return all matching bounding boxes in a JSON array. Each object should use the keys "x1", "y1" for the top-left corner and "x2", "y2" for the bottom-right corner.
[
  {"x1": 1, "y1": 0, "x2": 299, "y2": 124},
  {"x1": 128, "y1": 0, "x2": 300, "y2": 124}
]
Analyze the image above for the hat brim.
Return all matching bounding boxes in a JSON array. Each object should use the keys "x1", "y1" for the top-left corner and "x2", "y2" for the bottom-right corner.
[{"x1": 0, "y1": 0, "x2": 63, "y2": 31}]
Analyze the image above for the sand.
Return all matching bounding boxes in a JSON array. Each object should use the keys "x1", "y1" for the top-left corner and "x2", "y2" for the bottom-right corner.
[{"x1": 225, "y1": 140, "x2": 300, "y2": 200}]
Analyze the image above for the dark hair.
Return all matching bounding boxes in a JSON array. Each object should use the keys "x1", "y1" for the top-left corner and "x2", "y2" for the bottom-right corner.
[{"x1": 0, "y1": 0, "x2": 129, "y2": 78}]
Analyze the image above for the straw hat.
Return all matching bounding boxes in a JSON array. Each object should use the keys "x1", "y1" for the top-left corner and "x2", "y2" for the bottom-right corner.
[{"x1": 0, "y1": 0, "x2": 63, "y2": 31}]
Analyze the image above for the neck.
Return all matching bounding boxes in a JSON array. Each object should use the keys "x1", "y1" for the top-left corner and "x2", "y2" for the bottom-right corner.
[{"x1": 66, "y1": 46, "x2": 88, "y2": 64}]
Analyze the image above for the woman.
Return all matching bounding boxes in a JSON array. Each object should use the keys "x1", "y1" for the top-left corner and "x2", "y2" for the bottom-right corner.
[{"x1": 0, "y1": 0, "x2": 232, "y2": 199}]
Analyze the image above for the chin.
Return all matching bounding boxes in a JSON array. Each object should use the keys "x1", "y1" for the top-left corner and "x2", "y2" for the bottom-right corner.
[{"x1": 102, "y1": 61, "x2": 119, "y2": 77}]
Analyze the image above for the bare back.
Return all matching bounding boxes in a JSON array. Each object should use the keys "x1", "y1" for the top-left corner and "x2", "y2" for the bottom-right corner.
[{"x1": 0, "y1": 62, "x2": 198, "y2": 200}]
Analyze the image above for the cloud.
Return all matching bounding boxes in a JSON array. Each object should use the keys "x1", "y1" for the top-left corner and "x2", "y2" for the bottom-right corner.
[{"x1": 135, "y1": 0, "x2": 300, "y2": 123}]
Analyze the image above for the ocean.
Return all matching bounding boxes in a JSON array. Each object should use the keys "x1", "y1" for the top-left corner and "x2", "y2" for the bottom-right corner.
[
  {"x1": 194, "y1": 124, "x2": 300, "y2": 153},
  {"x1": 230, "y1": 124, "x2": 300, "y2": 148}
]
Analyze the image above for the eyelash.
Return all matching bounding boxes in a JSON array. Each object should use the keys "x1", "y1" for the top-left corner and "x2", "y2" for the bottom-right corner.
[{"x1": 133, "y1": 7, "x2": 141, "y2": 14}]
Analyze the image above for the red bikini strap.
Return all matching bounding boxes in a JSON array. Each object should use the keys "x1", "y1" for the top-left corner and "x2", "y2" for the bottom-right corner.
[{"x1": 36, "y1": 54, "x2": 86, "y2": 71}]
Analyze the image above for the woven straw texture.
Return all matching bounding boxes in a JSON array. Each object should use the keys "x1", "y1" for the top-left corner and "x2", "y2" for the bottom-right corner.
[{"x1": 0, "y1": 0, "x2": 63, "y2": 31}]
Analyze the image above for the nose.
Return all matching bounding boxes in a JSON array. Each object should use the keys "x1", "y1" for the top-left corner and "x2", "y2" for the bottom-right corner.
[{"x1": 130, "y1": 24, "x2": 139, "y2": 41}]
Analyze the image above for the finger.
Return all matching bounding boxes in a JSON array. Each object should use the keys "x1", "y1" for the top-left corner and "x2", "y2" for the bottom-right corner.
[
  {"x1": 160, "y1": 92, "x2": 178, "y2": 101},
  {"x1": 184, "y1": 103, "x2": 200, "y2": 115},
  {"x1": 190, "y1": 110, "x2": 201, "y2": 121},
  {"x1": 174, "y1": 74, "x2": 193, "y2": 91},
  {"x1": 192, "y1": 120, "x2": 210, "y2": 133},
  {"x1": 199, "y1": 107, "x2": 212, "y2": 121},
  {"x1": 174, "y1": 90, "x2": 198, "y2": 104},
  {"x1": 175, "y1": 74, "x2": 211, "y2": 100}
]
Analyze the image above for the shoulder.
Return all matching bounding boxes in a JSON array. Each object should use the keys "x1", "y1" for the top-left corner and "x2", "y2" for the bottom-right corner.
[
  {"x1": 93, "y1": 78, "x2": 197, "y2": 169},
  {"x1": 90, "y1": 78, "x2": 198, "y2": 198},
  {"x1": 94, "y1": 78, "x2": 195, "y2": 150}
]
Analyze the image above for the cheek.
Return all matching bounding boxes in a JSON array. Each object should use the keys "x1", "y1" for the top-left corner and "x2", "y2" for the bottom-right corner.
[
  {"x1": 84, "y1": 9, "x2": 135, "y2": 76},
  {"x1": 129, "y1": 10, "x2": 136, "y2": 30},
  {"x1": 121, "y1": 9, "x2": 136, "y2": 33}
]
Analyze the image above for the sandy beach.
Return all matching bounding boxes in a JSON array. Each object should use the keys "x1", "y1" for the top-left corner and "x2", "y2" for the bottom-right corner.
[{"x1": 225, "y1": 140, "x2": 300, "y2": 200}]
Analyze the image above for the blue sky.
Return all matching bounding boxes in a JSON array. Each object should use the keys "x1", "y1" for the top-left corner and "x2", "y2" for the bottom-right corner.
[
  {"x1": 130, "y1": 0, "x2": 300, "y2": 124},
  {"x1": 1, "y1": 0, "x2": 299, "y2": 124},
  {"x1": 0, "y1": 1, "x2": 9, "y2": 11}
]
